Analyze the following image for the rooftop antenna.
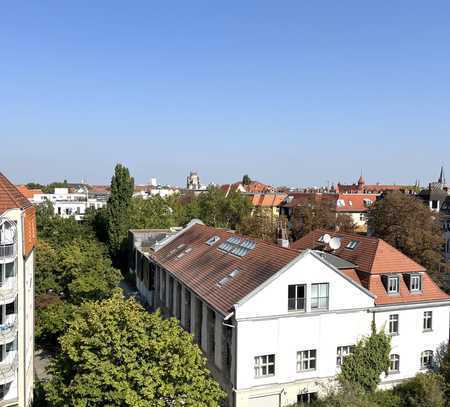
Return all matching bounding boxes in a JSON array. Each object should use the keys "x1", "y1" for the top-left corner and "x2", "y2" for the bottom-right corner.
[
  {"x1": 329, "y1": 237, "x2": 341, "y2": 251},
  {"x1": 323, "y1": 234, "x2": 331, "y2": 244}
]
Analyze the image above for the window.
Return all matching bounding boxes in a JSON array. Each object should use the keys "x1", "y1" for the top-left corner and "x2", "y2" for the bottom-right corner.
[
  {"x1": 346, "y1": 240, "x2": 359, "y2": 250},
  {"x1": 388, "y1": 314, "x2": 399, "y2": 335},
  {"x1": 423, "y1": 311, "x2": 433, "y2": 331},
  {"x1": 254, "y1": 354, "x2": 275, "y2": 377},
  {"x1": 410, "y1": 275, "x2": 421, "y2": 292},
  {"x1": 6, "y1": 299, "x2": 15, "y2": 315},
  {"x1": 336, "y1": 345, "x2": 354, "y2": 367},
  {"x1": 288, "y1": 284, "x2": 306, "y2": 311},
  {"x1": 421, "y1": 350, "x2": 433, "y2": 369},
  {"x1": 311, "y1": 283, "x2": 329, "y2": 310},
  {"x1": 206, "y1": 236, "x2": 220, "y2": 246},
  {"x1": 359, "y1": 213, "x2": 367, "y2": 222},
  {"x1": 389, "y1": 354, "x2": 400, "y2": 373},
  {"x1": 296, "y1": 349, "x2": 317, "y2": 372},
  {"x1": 318, "y1": 235, "x2": 325, "y2": 243},
  {"x1": 388, "y1": 276, "x2": 399, "y2": 294},
  {"x1": 297, "y1": 393, "x2": 318, "y2": 404}
]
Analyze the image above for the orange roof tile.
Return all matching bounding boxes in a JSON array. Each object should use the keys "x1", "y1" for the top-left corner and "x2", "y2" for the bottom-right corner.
[{"x1": 0, "y1": 173, "x2": 33, "y2": 214}]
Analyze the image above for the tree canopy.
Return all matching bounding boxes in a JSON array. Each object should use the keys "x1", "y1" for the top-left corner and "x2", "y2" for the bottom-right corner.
[
  {"x1": 367, "y1": 192, "x2": 445, "y2": 273},
  {"x1": 44, "y1": 294, "x2": 225, "y2": 407},
  {"x1": 291, "y1": 197, "x2": 356, "y2": 240}
]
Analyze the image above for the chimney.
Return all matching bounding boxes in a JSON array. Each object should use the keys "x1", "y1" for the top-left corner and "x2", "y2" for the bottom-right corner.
[{"x1": 277, "y1": 219, "x2": 290, "y2": 248}]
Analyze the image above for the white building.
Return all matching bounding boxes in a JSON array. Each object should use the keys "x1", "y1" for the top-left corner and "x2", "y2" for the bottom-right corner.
[
  {"x1": 0, "y1": 173, "x2": 35, "y2": 406},
  {"x1": 31, "y1": 187, "x2": 107, "y2": 221},
  {"x1": 130, "y1": 221, "x2": 450, "y2": 407}
]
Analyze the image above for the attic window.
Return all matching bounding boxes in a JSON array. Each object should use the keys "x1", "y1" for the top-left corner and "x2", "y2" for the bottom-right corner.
[
  {"x1": 218, "y1": 238, "x2": 256, "y2": 257},
  {"x1": 346, "y1": 240, "x2": 358, "y2": 250},
  {"x1": 337, "y1": 199, "x2": 345, "y2": 207},
  {"x1": 348, "y1": 201, "x2": 353, "y2": 206},
  {"x1": 177, "y1": 244, "x2": 186, "y2": 250},
  {"x1": 388, "y1": 276, "x2": 400, "y2": 294},
  {"x1": 409, "y1": 274, "x2": 422, "y2": 292},
  {"x1": 206, "y1": 236, "x2": 221, "y2": 246}
]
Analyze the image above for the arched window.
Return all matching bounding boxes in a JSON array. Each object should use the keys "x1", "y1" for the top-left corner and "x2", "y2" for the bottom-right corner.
[
  {"x1": 389, "y1": 354, "x2": 400, "y2": 373},
  {"x1": 421, "y1": 350, "x2": 433, "y2": 369}
]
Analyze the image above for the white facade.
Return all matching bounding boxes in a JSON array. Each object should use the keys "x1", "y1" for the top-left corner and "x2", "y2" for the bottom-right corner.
[
  {"x1": 31, "y1": 188, "x2": 107, "y2": 221},
  {"x1": 0, "y1": 211, "x2": 34, "y2": 406},
  {"x1": 132, "y1": 240, "x2": 450, "y2": 407}
]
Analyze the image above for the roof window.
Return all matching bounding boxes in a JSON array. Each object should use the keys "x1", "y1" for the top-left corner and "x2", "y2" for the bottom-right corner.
[
  {"x1": 346, "y1": 240, "x2": 359, "y2": 250},
  {"x1": 206, "y1": 235, "x2": 221, "y2": 246}
]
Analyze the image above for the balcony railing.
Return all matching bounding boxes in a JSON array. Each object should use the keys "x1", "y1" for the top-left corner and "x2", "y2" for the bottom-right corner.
[
  {"x1": 0, "y1": 354, "x2": 17, "y2": 386},
  {"x1": 0, "y1": 316, "x2": 17, "y2": 345},
  {"x1": 0, "y1": 244, "x2": 16, "y2": 263},
  {"x1": 0, "y1": 279, "x2": 17, "y2": 304}
]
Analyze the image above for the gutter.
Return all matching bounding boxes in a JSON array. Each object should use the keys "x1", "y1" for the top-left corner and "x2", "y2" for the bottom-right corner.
[{"x1": 369, "y1": 299, "x2": 450, "y2": 312}]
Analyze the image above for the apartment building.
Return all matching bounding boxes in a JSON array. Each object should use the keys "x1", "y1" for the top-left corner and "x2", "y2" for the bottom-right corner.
[
  {"x1": 130, "y1": 220, "x2": 450, "y2": 407},
  {"x1": 0, "y1": 173, "x2": 35, "y2": 406}
]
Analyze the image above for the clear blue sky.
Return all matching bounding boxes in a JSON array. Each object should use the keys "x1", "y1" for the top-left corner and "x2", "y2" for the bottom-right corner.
[{"x1": 1, "y1": 1, "x2": 449, "y2": 187}]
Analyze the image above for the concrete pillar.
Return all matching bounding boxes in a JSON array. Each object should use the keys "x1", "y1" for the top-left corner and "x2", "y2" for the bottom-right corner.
[
  {"x1": 214, "y1": 312, "x2": 223, "y2": 370},
  {"x1": 201, "y1": 302, "x2": 208, "y2": 352}
]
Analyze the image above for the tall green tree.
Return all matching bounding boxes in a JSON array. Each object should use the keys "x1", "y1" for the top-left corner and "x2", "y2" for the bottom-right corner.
[
  {"x1": 44, "y1": 293, "x2": 225, "y2": 407},
  {"x1": 339, "y1": 322, "x2": 391, "y2": 393},
  {"x1": 238, "y1": 208, "x2": 278, "y2": 243},
  {"x1": 367, "y1": 192, "x2": 445, "y2": 273},
  {"x1": 106, "y1": 164, "x2": 134, "y2": 263},
  {"x1": 242, "y1": 174, "x2": 251, "y2": 185}
]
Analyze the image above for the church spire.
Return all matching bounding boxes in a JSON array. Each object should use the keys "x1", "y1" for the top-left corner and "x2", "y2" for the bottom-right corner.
[{"x1": 438, "y1": 166, "x2": 446, "y2": 184}]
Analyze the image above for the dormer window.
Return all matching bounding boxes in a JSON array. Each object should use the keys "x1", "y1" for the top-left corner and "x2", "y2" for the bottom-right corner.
[
  {"x1": 410, "y1": 274, "x2": 422, "y2": 292},
  {"x1": 388, "y1": 276, "x2": 399, "y2": 294}
]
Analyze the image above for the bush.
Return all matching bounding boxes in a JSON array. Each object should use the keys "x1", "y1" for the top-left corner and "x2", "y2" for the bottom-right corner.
[{"x1": 394, "y1": 372, "x2": 446, "y2": 407}]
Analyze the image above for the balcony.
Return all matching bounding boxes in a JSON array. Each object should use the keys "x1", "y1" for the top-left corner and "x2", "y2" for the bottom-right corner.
[
  {"x1": 0, "y1": 280, "x2": 17, "y2": 304},
  {"x1": 0, "y1": 245, "x2": 15, "y2": 265},
  {"x1": 0, "y1": 316, "x2": 16, "y2": 345},
  {"x1": 0, "y1": 353, "x2": 17, "y2": 386}
]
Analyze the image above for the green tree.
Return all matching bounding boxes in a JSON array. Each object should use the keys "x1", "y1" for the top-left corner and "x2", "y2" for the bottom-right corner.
[
  {"x1": 339, "y1": 322, "x2": 391, "y2": 393},
  {"x1": 291, "y1": 197, "x2": 356, "y2": 240},
  {"x1": 44, "y1": 293, "x2": 225, "y2": 407},
  {"x1": 368, "y1": 192, "x2": 445, "y2": 273},
  {"x1": 393, "y1": 372, "x2": 446, "y2": 407},
  {"x1": 238, "y1": 208, "x2": 278, "y2": 243},
  {"x1": 242, "y1": 174, "x2": 251, "y2": 185},
  {"x1": 106, "y1": 164, "x2": 134, "y2": 263},
  {"x1": 128, "y1": 196, "x2": 175, "y2": 229}
]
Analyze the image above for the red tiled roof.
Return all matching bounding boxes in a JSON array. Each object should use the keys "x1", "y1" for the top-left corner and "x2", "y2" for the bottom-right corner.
[
  {"x1": 336, "y1": 194, "x2": 378, "y2": 213},
  {"x1": 249, "y1": 193, "x2": 287, "y2": 208},
  {"x1": 149, "y1": 223, "x2": 299, "y2": 314},
  {"x1": 16, "y1": 185, "x2": 42, "y2": 199},
  {"x1": 292, "y1": 229, "x2": 450, "y2": 305},
  {"x1": 291, "y1": 229, "x2": 425, "y2": 274},
  {"x1": 0, "y1": 173, "x2": 33, "y2": 214}
]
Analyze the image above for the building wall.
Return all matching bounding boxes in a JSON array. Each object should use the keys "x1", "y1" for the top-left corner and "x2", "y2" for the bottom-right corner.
[{"x1": 2, "y1": 208, "x2": 34, "y2": 407}]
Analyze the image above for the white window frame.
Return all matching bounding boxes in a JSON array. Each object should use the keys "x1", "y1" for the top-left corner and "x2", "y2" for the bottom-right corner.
[
  {"x1": 388, "y1": 314, "x2": 399, "y2": 335},
  {"x1": 389, "y1": 354, "x2": 400, "y2": 373},
  {"x1": 410, "y1": 275, "x2": 421, "y2": 292},
  {"x1": 420, "y1": 350, "x2": 433, "y2": 369},
  {"x1": 254, "y1": 354, "x2": 275, "y2": 378},
  {"x1": 388, "y1": 276, "x2": 399, "y2": 294},
  {"x1": 311, "y1": 283, "x2": 329, "y2": 310},
  {"x1": 423, "y1": 311, "x2": 433, "y2": 331},
  {"x1": 288, "y1": 284, "x2": 306, "y2": 312},
  {"x1": 296, "y1": 349, "x2": 317, "y2": 372},
  {"x1": 336, "y1": 345, "x2": 354, "y2": 367}
]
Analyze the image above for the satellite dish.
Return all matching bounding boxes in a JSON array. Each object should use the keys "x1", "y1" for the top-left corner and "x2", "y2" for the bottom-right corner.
[
  {"x1": 323, "y1": 234, "x2": 331, "y2": 244},
  {"x1": 329, "y1": 237, "x2": 341, "y2": 250}
]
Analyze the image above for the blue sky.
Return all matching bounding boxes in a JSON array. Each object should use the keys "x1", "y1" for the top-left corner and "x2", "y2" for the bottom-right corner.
[{"x1": 1, "y1": 1, "x2": 449, "y2": 187}]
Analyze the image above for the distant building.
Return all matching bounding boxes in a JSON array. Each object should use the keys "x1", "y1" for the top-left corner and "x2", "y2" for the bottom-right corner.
[
  {"x1": 187, "y1": 171, "x2": 202, "y2": 190},
  {"x1": 279, "y1": 192, "x2": 378, "y2": 233},
  {"x1": 247, "y1": 193, "x2": 287, "y2": 219},
  {"x1": 336, "y1": 174, "x2": 416, "y2": 195},
  {"x1": 26, "y1": 186, "x2": 108, "y2": 221},
  {"x1": 130, "y1": 221, "x2": 450, "y2": 407},
  {"x1": 221, "y1": 180, "x2": 274, "y2": 197},
  {"x1": 0, "y1": 172, "x2": 35, "y2": 406}
]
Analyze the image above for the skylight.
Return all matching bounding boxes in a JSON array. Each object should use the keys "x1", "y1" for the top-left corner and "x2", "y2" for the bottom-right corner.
[
  {"x1": 218, "y1": 237, "x2": 256, "y2": 257},
  {"x1": 318, "y1": 235, "x2": 325, "y2": 243},
  {"x1": 346, "y1": 240, "x2": 358, "y2": 250},
  {"x1": 206, "y1": 236, "x2": 221, "y2": 246}
]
